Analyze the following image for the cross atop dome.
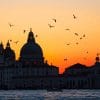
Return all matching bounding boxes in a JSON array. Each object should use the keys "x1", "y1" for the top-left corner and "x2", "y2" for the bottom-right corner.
[
  {"x1": 30, "y1": 28, "x2": 32, "y2": 32},
  {"x1": 27, "y1": 28, "x2": 35, "y2": 43},
  {"x1": 6, "y1": 40, "x2": 10, "y2": 48}
]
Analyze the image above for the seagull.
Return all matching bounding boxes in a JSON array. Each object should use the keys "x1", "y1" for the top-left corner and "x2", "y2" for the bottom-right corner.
[
  {"x1": 66, "y1": 43, "x2": 70, "y2": 45},
  {"x1": 8, "y1": 23, "x2": 14, "y2": 28},
  {"x1": 83, "y1": 34, "x2": 86, "y2": 37},
  {"x1": 35, "y1": 34, "x2": 38, "y2": 37},
  {"x1": 23, "y1": 30, "x2": 28, "y2": 33},
  {"x1": 74, "y1": 33, "x2": 79, "y2": 36},
  {"x1": 65, "y1": 28, "x2": 70, "y2": 31},
  {"x1": 86, "y1": 51, "x2": 88, "y2": 54},
  {"x1": 52, "y1": 18, "x2": 56, "y2": 23},
  {"x1": 48, "y1": 24, "x2": 55, "y2": 28},
  {"x1": 80, "y1": 37, "x2": 82, "y2": 40},
  {"x1": 14, "y1": 41, "x2": 19, "y2": 44},
  {"x1": 64, "y1": 58, "x2": 67, "y2": 61},
  {"x1": 76, "y1": 42, "x2": 79, "y2": 45},
  {"x1": 73, "y1": 14, "x2": 77, "y2": 19},
  {"x1": 9, "y1": 40, "x2": 12, "y2": 42}
]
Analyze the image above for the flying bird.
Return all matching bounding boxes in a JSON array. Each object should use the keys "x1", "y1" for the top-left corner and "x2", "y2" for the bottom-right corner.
[
  {"x1": 66, "y1": 43, "x2": 70, "y2": 45},
  {"x1": 64, "y1": 58, "x2": 67, "y2": 61},
  {"x1": 23, "y1": 30, "x2": 28, "y2": 33},
  {"x1": 52, "y1": 18, "x2": 56, "y2": 23},
  {"x1": 74, "y1": 33, "x2": 79, "y2": 36},
  {"x1": 65, "y1": 28, "x2": 70, "y2": 31},
  {"x1": 8, "y1": 23, "x2": 14, "y2": 28},
  {"x1": 35, "y1": 34, "x2": 38, "y2": 37},
  {"x1": 80, "y1": 37, "x2": 82, "y2": 40},
  {"x1": 83, "y1": 34, "x2": 86, "y2": 37},
  {"x1": 48, "y1": 24, "x2": 55, "y2": 28},
  {"x1": 86, "y1": 51, "x2": 88, "y2": 54},
  {"x1": 9, "y1": 40, "x2": 12, "y2": 42},
  {"x1": 73, "y1": 14, "x2": 77, "y2": 19},
  {"x1": 76, "y1": 42, "x2": 79, "y2": 45}
]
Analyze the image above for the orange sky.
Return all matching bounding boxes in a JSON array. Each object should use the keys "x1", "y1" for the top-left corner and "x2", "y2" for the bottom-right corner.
[{"x1": 0, "y1": 0, "x2": 100, "y2": 73}]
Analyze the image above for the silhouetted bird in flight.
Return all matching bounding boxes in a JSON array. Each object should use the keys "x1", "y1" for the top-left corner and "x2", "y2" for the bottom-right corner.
[
  {"x1": 9, "y1": 40, "x2": 12, "y2": 42},
  {"x1": 76, "y1": 42, "x2": 79, "y2": 45},
  {"x1": 86, "y1": 51, "x2": 88, "y2": 54},
  {"x1": 8, "y1": 23, "x2": 14, "y2": 28},
  {"x1": 65, "y1": 28, "x2": 70, "y2": 31},
  {"x1": 80, "y1": 37, "x2": 82, "y2": 40},
  {"x1": 83, "y1": 34, "x2": 86, "y2": 37},
  {"x1": 73, "y1": 14, "x2": 77, "y2": 19},
  {"x1": 74, "y1": 33, "x2": 79, "y2": 36},
  {"x1": 14, "y1": 41, "x2": 19, "y2": 44},
  {"x1": 48, "y1": 24, "x2": 55, "y2": 28},
  {"x1": 23, "y1": 30, "x2": 28, "y2": 33},
  {"x1": 66, "y1": 43, "x2": 70, "y2": 45},
  {"x1": 35, "y1": 34, "x2": 38, "y2": 37},
  {"x1": 64, "y1": 58, "x2": 67, "y2": 61},
  {"x1": 52, "y1": 18, "x2": 56, "y2": 23},
  {"x1": 83, "y1": 57, "x2": 87, "y2": 60}
]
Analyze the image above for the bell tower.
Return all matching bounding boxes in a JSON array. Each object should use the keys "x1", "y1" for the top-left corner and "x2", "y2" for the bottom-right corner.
[{"x1": 96, "y1": 53, "x2": 100, "y2": 62}]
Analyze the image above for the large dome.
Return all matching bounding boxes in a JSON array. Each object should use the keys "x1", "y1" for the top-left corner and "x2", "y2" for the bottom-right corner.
[
  {"x1": 20, "y1": 42, "x2": 43, "y2": 59},
  {"x1": 20, "y1": 28, "x2": 44, "y2": 64}
]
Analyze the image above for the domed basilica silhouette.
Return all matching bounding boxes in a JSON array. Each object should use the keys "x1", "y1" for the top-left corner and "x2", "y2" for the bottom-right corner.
[{"x1": 0, "y1": 28, "x2": 100, "y2": 89}]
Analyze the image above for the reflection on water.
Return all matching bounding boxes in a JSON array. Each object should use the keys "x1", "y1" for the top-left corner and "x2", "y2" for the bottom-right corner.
[{"x1": 0, "y1": 90, "x2": 100, "y2": 100}]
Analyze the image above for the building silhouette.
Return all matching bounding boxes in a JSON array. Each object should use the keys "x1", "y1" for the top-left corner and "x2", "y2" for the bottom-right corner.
[
  {"x1": 19, "y1": 28, "x2": 44, "y2": 64},
  {"x1": 0, "y1": 29, "x2": 100, "y2": 89}
]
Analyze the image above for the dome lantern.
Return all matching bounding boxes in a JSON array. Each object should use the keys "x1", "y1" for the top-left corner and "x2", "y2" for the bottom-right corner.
[
  {"x1": 6, "y1": 40, "x2": 10, "y2": 48},
  {"x1": 27, "y1": 28, "x2": 35, "y2": 43}
]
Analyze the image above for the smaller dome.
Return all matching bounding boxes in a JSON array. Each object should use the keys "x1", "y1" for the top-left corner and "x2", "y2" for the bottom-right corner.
[{"x1": 4, "y1": 41, "x2": 15, "y2": 61}]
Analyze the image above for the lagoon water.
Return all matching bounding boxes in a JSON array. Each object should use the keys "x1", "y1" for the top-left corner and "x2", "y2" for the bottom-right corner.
[{"x1": 0, "y1": 90, "x2": 100, "y2": 100}]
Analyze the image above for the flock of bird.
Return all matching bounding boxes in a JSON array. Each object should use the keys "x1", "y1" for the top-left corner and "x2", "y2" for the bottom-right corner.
[
  {"x1": 47, "y1": 14, "x2": 90, "y2": 61},
  {"x1": 8, "y1": 23, "x2": 39, "y2": 45},
  {"x1": 8, "y1": 14, "x2": 78, "y2": 45},
  {"x1": 48, "y1": 14, "x2": 86, "y2": 46},
  {"x1": 48, "y1": 18, "x2": 86, "y2": 47},
  {"x1": 7, "y1": 14, "x2": 99, "y2": 62}
]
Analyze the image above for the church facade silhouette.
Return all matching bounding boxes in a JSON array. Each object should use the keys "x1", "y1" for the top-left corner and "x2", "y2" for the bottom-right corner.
[{"x1": 0, "y1": 29, "x2": 100, "y2": 89}]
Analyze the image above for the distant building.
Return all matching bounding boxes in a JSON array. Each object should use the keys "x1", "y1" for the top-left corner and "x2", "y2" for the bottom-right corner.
[
  {"x1": 62, "y1": 56, "x2": 100, "y2": 89},
  {"x1": 0, "y1": 28, "x2": 99, "y2": 89}
]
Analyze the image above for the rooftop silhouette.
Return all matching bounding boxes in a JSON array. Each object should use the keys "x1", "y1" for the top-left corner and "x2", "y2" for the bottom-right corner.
[{"x1": 0, "y1": 28, "x2": 99, "y2": 89}]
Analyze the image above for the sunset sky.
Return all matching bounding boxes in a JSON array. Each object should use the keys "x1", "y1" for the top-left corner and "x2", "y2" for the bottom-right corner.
[{"x1": 0, "y1": 0, "x2": 100, "y2": 73}]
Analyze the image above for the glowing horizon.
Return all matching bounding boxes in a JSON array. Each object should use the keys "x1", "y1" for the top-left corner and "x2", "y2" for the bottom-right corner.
[{"x1": 0, "y1": 0, "x2": 100, "y2": 73}]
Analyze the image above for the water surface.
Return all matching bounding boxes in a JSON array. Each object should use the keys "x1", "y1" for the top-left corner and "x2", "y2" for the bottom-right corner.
[{"x1": 0, "y1": 90, "x2": 100, "y2": 100}]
